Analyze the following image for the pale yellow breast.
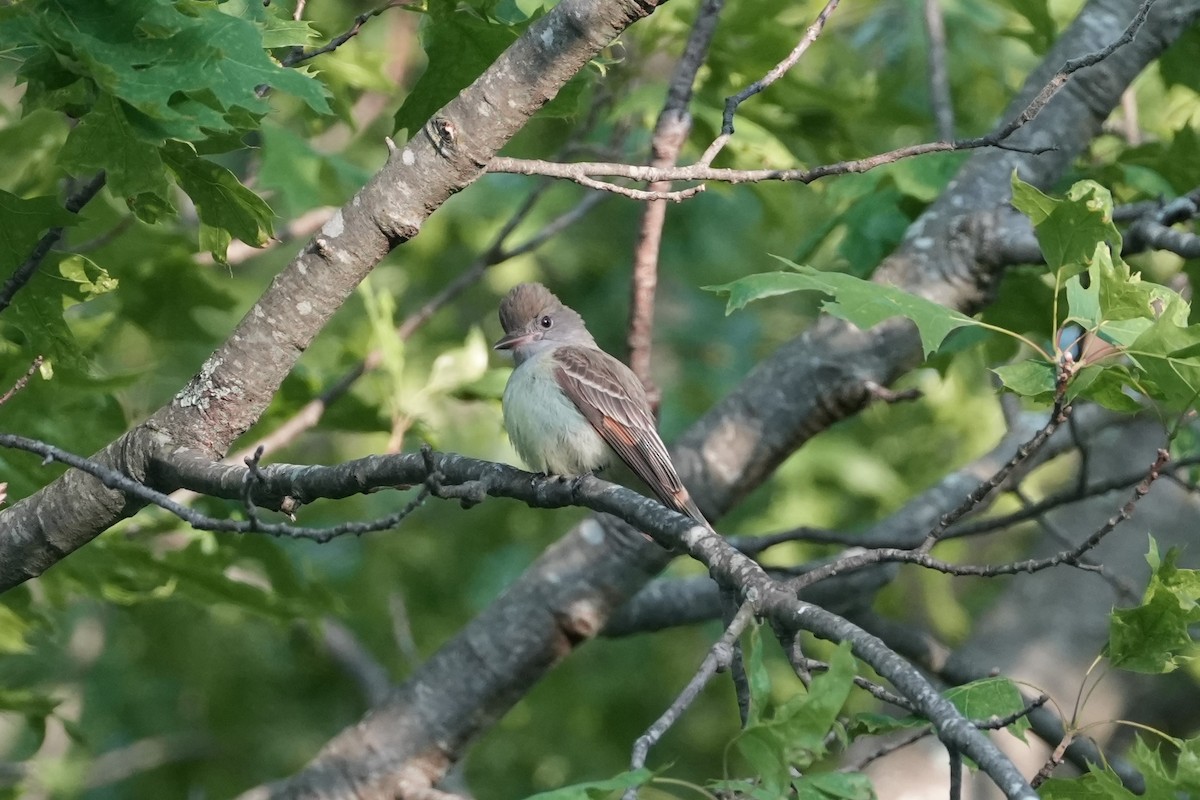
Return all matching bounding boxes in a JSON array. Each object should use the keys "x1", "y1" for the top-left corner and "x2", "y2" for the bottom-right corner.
[{"x1": 502, "y1": 352, "x2": 612, "y2": 475}]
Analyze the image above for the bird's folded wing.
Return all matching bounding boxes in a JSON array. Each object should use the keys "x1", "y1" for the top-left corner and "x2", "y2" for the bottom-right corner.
[{"x1": 552, "y1": 345, "x2": 705, "y2": 523}]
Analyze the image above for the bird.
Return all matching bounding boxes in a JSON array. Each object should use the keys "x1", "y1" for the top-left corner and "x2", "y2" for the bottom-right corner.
[{"x1": 493, "y1": 282, "x2": 709, "y2": 526}]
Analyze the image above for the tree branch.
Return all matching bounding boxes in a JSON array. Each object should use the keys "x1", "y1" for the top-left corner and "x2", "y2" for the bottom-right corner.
[{"x1": 0, "y1": 172, "x2": 107, "y2": 315}]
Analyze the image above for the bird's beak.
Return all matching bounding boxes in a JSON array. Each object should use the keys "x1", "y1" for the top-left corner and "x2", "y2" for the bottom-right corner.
[{"x1": 493, "y1": 330, "x2": 536, "y2": 351}]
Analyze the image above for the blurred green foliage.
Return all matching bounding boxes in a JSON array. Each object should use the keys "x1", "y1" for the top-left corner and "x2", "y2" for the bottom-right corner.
[{"x1": 0, "y1": 0, "x2": 1197, "y2": 797}]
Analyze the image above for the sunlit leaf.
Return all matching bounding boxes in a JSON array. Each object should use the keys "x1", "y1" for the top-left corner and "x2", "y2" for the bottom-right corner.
[{"x1": 706, "y1": 260, "x2": 980, "y2": 357}]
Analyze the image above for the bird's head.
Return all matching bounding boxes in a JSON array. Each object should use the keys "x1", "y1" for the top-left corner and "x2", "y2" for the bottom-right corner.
[{"x1": 493, "y1": 283, "x2": 596, "y2": 363}]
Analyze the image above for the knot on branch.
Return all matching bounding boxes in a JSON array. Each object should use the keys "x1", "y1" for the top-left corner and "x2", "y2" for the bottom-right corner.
[{"x1": 421, "y1": 444, "x2": 486, "y2": 508}]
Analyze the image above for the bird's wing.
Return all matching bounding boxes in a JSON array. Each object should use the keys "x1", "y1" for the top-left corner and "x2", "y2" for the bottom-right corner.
[{"x1": 552, "y1": 345, "x2": 707, "y2": 524}]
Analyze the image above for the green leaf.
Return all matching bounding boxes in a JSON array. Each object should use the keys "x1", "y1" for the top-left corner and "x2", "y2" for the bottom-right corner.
[
  {"x1": 1160, "y1": 23, "x2": 1200, "y2": 92},
  {"x1": 1128, "y1": 736, "x2": 1200, "y2": 799},
  {"x1": 1178, "y1": 737, "x2": 1200, "y2": 792},
  {"x1": 846, "y1": 712, "x2": 925, "y2": 736},
  {"x1": 734, "y1": 640, "x2": 857, "y2": 789},
  {"x1": 1039, "y1": 767, "x2": 1130, "y2": 800},
  {"x1": 59, "y1": 93, "x2": 168, "y2": 205},
  {"x1": 944, "y1": 677, "x2": 1030, "y2": 742},
  {"x1": 836, "y1": 187, "x2": 912, "y2": 276},
  {"x1": 705, "y1": 260, "x2": 980, "y2": 357},
  {"x1": 1129, "y1": 304, "x2": 1200, "y2": 411},
  {"x1": 0, "y1": 190, "x2": 77, "y2": 273},
  {"x1": 35, "y1": 0, "x2": 328, "y2": 138},
  {"x1": 58, "y1": 255, "x2": 118, "y2": 300},
  {"x1": 861, "y1": 678, "x2": 1031, "y2": 748},
  {"x1": 257, "y1": 123, "x2": 371, "y2": 217},
  {"x1": 992, "y1": 360, "x2": 1056, "y2": 397},
  {"x1": 215, "y1": 0, "x2": 321, "y2": 49},
  {"x1": 1157, "y1": 127, "x2": 1200, "y2": 195},
  {"x1": 522, "y1": 768, "x2": 653, "y2": 799},
  {"x1": 1108, "y1": 541, "x2": 1200, "y2": 673},
  {"x1": 1043, "y1": 186, "x2": 1119, "y2": 277},
  {"x1": 794, "y1": 771, "x2": 876, "y2": 800},
  {"x1": 1009, "y1": 173, "x2": 1057, "y2": 225},
  {"x1": 1012, "y1": 176, "x2": 1121, "y2": 280},
  {"x1": 0, "y1": 604, "x2": 34, "y2": 654},
  {"x1": 998, "y1": 0, "x2": 1057, "y2": 53},
  {"x1": 4, "y1": 276, "x2": 89, "y2": 372},
  {"x1": 1090, "y1": 244, "x2": 1175, "y2": 326},
  {"x1": 744, "y1": 624, "x2": 772, "y2": 725},
  {"x1": 1069, "y1": 365, "x2": 1143, "y2": 412},
  {"x1": 162, "y1": 141, "x2": 274, "y2": 261},
  {"x1": 394, "y1": 5, "x2": 524, "y2": 136},
  {"x1": 736, "y1": 726, "x2": 791, "y2": 796},
  {"x1": 778, "y1": 642, "x2": 856, "y2": 753},
  {"x1": 0, "y1": 109, "x2": 71, "y2": 196},
  {"x1": 57, "y1": 537, "x2": 336, "y2": 623}
]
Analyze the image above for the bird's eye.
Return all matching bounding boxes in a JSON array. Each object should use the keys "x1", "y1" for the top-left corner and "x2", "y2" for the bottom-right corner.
[{"x1": 539, "y1": 315, "x2": 553, "y2": 329}]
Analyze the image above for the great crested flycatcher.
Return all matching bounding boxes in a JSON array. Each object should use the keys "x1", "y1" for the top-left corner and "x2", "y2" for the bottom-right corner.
[{"x1": 493, "y1": 282, "x2": 708, "y2": 525}]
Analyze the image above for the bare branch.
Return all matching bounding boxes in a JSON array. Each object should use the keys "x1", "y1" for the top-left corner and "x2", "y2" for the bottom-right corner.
[
  {"x1": 947, "y1": 452, "x2": 1200, "y2": 541},
  {"x1": 624, "y1": 602, "x2": 754, "y2": 796},
  {"x1": 0, "y1": 434, "x2": 434, "y2": 542},
  {"x1": 792, "y1": 448, "x2": 1167, "y2": 589},
  {"x1": 0, "y1": 356, "x2": 43, "y2": 407},
  {"x1": 718, "y1": 0, "x2": 841, "y2": 137},
  {"x1": 281, "y1": 0, "x2": 411, "y2": 67},
  {"x1": 920, "y1": 373, "x2": 1071, "y2": 551},
  {"x1": 0, "y1": 172, "x2": 107, "y2": 315},
  {"x1": 493, "y1": 0, "x2": 1161, "y2": 194}
]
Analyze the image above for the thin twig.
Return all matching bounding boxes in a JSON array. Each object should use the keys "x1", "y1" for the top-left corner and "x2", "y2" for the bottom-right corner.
[
  {"x1": 0, "y1": 356, "x2": 44, "y2": 407},
  {"x1": 1030, "y1": 731, "x2": 1074, "y2": 788},
  {"x1": 921, "y1": 373, "x2": 1070, "y2": 552},
  {"x1": 949, "y1": 748, "x2": 963, "y2": 800},
  {"x1": 717, "y1": 0, "x2": 840, "y2": 137},
  {"x1": 947, "y1": 453, "x2": 1200, "y2": 540},
  {"x1": 624, "y1": 603, "x2": 756, "y2": 800},
  {"x1": 843, "y1": 727, "x2": 932, "y2": 771},
  {"x1": 791, "y1": 448, "x2": 1168, "y2": 589},
  {"x1": 982, "y1": 0, "x2": 1157, "y2": 149},
  {"x1": 0, "y1": 172, "x2": 107, "y2": 315},
  {"x1": 486, "y1": 131, "x2": 1051, "y2": 188},
  {"x1": 843, "y1": 694, "x2": 1048, "y2": 772},
  {"x1": 493, "y1": 1, "x2": 1156, "y2": 195},
  {"x1": 790, "y1": 657, "x2": 916, "y2": 712},
  {"x1": 1014, "y1": 487, "x2": 1141, "y2": 604},
  {"x1": 282, "y1": 0, "x2": 410, "y2": 67},
  {"x1": 0, "y1": 433, "x2": 432, "y2": 542}
]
